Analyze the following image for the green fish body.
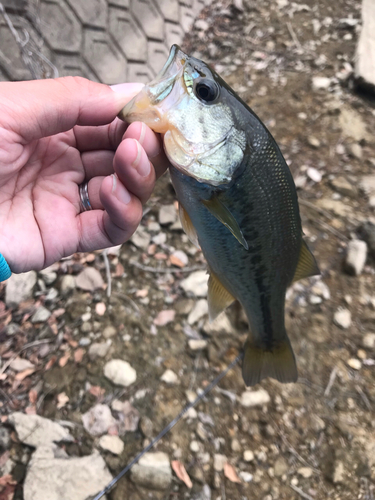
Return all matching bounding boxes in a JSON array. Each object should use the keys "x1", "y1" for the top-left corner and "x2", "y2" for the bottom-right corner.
[{"x1": 119, "y1": 45, "x2": 319, "y2": 386}]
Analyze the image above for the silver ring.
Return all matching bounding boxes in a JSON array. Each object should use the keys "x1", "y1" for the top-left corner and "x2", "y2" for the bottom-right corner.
[{"x1": 79, "y1": 182, "x2": 93, "y2": 212}]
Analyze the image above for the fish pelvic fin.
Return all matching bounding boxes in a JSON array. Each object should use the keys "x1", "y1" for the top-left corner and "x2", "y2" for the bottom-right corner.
[
  {"x1": 202, "y1": 196, "x2": 249, "y2": 250},
  {"x1": 178, "y1": 203, "x2": 200, "y2": 248},
  {"x1": 292, "y1": 239, "x2": 320, "y2": 283},
  {"x1": 242, "y1": 336, "x2": 298, "y2": 387},
  {"x1": 208, "y1": 271, "x2": 236, "y2": 322}
]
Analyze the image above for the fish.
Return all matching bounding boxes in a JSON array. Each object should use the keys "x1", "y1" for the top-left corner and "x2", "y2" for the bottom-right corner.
[{"x1": 119, "y1": 45, "x2": 319, "y2": 386}]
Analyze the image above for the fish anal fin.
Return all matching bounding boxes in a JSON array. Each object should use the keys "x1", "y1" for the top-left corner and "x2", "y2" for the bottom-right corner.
[
  {"x1": 178, "y1": 203, "x2": 200, "y2": 248},
  {"x1": 208, "y1": 272, "x2": 236, "y2": 322},
  {"x1": 202, "y1": 197, "x2": 249, "y2": 250},
  {"x1": 242, "y1": 336, "x2": 298, "y2": 387},
  {"x1": 292, "y1": 239, "x2": 320, "y2": 283}
]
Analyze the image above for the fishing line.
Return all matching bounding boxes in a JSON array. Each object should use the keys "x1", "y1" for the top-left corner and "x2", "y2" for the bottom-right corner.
[{"x1": 91, "y1": 353, "x2": 243, "y2": 500}]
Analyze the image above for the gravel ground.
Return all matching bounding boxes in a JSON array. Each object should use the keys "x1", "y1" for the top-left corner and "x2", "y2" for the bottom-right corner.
[{"x1": 1, "y1": 0, "x2": 375, "y2": 499}]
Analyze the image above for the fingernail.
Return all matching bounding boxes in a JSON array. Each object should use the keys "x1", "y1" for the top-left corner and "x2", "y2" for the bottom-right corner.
[
  {"x1": 112, "y1": 174, "x2": 131, "y2": 204},
  {"x1": 132, "y1": 140, "x2": 151, "y2": 177}
]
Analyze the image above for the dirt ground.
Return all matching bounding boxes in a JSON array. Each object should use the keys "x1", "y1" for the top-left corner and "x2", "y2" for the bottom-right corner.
[{"x1": 1, "y1": 0, "x2": 375, "y2": 499}]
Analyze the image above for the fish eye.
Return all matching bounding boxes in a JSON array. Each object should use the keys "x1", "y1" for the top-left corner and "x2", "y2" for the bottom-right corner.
[{"x1": 194, "y1": 79, "x2": 219, "y2": 103}]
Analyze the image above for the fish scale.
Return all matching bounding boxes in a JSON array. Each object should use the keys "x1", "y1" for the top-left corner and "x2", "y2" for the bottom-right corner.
[{"x1": 119, "y1": 44, "x2": 320, "y2": 386}]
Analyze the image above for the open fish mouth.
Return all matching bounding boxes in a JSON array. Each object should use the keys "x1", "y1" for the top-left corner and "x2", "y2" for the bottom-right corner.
[{"x1": 119, "y1": 45, "x2": 187, "y2": 133}]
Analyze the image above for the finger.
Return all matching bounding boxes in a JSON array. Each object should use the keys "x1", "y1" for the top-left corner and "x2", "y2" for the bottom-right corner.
[
  {"x1": 81, "y1": 150, "x2": 114, "y2": 180},
  {"x1": 124, "y1": 122, "x2": 170, "y2": 179},
  {"x1": 74, "y1": 117, "x2": 127, "y2": 152},
  {"x1": 113, "y1": 139, "x2": 155, "y2": 205},
  {"x1": 0, "y1": 78, "x2": 144, "y2": 143},
  {"x1": 76, "y1": 174, "x2": 142, "y2": 251},
  {"x1": 86, "y1": 176, "x2": 105, "y2": 210}
]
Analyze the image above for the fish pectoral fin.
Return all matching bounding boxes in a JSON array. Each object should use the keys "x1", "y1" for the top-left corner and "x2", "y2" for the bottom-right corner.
[
  {"x1": 178, "y1": 203, "x2": 200, "y2": 248},
  {"x1": 202, "y1": 197, "x2": 249, "y2": 250},
  {"x1": 292, "y1": 239, "x2": 320, "y2": 283},
  {"x1": 242, "y1": 336, "x2": 298, "y2": 386},
  {"x1": 208, "y1": 271, "x2": 236, "y2": 322}
]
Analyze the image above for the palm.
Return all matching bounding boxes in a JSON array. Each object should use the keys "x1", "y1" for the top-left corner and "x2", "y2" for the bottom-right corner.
[{"x1": 1, "y1": 132, "x2": 85, "y2": 272}]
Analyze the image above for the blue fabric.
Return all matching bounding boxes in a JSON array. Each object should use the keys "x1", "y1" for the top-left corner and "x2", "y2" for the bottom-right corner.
[{"x1": 0, "y1": 254, "x2": 11, "y2": 281}]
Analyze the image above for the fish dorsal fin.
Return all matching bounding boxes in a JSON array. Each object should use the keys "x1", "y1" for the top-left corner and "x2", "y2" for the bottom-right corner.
[
  {"x1": 178, "y1": 203, "x2": 200, "y2": 248},
  {"x1": 208, "y1": 271, "x2": 236, "y2": 322},
  {"x1": 202, "y1": 196, "x2": 249, "y2": 250},
  {"x1": 292, "y1": 239, "x2": 320, "y2": 283}
]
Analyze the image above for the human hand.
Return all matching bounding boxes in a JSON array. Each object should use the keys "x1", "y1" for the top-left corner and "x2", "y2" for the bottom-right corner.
[{"x1": 0, "y1": 77, "x2": 168, "y2": 274}]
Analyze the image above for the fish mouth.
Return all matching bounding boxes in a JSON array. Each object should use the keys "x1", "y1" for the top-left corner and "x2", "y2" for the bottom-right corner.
[{"x1": 118, "y1": 45, "x2": 188, "y2": 133}]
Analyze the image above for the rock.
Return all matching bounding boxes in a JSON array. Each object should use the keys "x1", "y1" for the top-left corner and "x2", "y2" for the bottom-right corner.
[
  {"x1": 59, "y1": 275, "x2": 76, "y2": 295},
  {"x1": 188, "y1": 299, "x2": 209, "y2": 325},
  {"x1": 192, "y1": 485, "x2": 212, "y2": 500},
  {"x1": 180, "y1": 271, "x2": 208, "y2": 297},
  {"x1": 239, "y1": 471, "x2": 253, "y2": 483},
  {"x1": 298, "y1": 467, "x2": 313, "y2": 478},
  {"x1": 161, "y1": 369, "x2": 178, "y2": 385},
  {"x1": 188, "y1": 339, "x2": 208, "y2": 351},
  {"x1": 274, "y1": 456, "x2": 288, "y2": 477},
  {"x1": 104, "y1": 359, "x2": 137, "y2": 387},
  {"x1": 243, "y1": 450, "x2": 255, "y2": 462},
  {"x1": 99, "y1": 434, "x2": 124, "y2": 455},
  {"x1": 153, "y1": 309, "x2": 176, "y2": 326},
  {"x1": 103, "y1": 325, "x2": 117, "y2": 338},
  {"x1": 5, "y1": 271, "x2": 37, "y2": 307},
  {"x1": 307, "y1": 167, "x2": 322, "y2": 183},
  {"x1": 130, "y1": 225, "x2": 151, "y2": 250},
  {"x1": 190, "y1": 440, "x2": 200, "y2": 453},
  {"x1": 0, "y1": 426, "x2": 11, "y2": 451},
  {"x1": 24, "y1": 446, "x2": 112, "y2": 500},
  {"x1": 9, "y1": 357, "x2": 35, "y2": 372},
  {"x1": 330, "y1": 176, "x2": 357, "y2": 198},
  {"x1": 88, "y1": 342, "x2": 110, "y2": 359},
  {"x1": 131, "y1": 452, "x2": 172, "y2": 490},
  {"x1": 362, "y1": 333, "x2": 375, "y2": 349},
  {"x1": 240, "y1": 389, "x2": 270, "y2": 408},
  {"x1": 39, "y1": 268, "x2": 57, "y2": 285},
  {"x1": 76, "y1": 267, "x2": 104, "y2": 291},
  {"x1": 203, "y1": 313, "x2": 235, "y2": 335},
  {"x1": 332, "y1": 460, "x2": 345, "y2": 484},
  {"x1": 195, "y1": 19, "x2": 209, "y2": 31},
  {"x1": 316, "y1": 198, "x2": 352, "y2": 218},
  {"x1": 139, "y1": 416, "x2": 153, "y2": 438},
  {"x1": 231, "y1": 438, "x2": 241, "y2": 452},
  {"x1": 359, "y1": 176, "x2": 375, "y2": 197},
  {"x1": 345, "y1": 240, "x2": 367, "y2": 276},
  {"x1": 307, "y1": 136, "x2": 320, "y2": 148},
  {"x1": 82, "y1": 404, "x2": 116, "y2": 437},
  {"x1": 311, "y1": 415, "x2": 326, "y2": 432},
  {"x1": 170, "y1": 250, "x2": 189, "y2": 267},
  {"x1": 347, "y1": 358, "x2": 362, "y2": 370},
  {"x1": 8, "y1": 413, "x2": 73, "y2": 448},
  {"x1": 31, "y1": 306, "x2": 51, "y2": 323},
  {"x1": 213, "y1": 454, "x2": 227, "y2": 472},
  {"x1": 158, "y1": 204, "x2": 177, "y2": 225},
  {"x1": 349, "y1": 143, "x2": 362, "y2": 159},
  {"x1": 355, "y1": 0, "x2": 375, "y2": 92},
  {"x1": 312, "y1": 76, "x2": 331, "y2": 90},
  {"x1": 338, "y1": 106, "x2": 369, "y2": 142},
  {"x1": 333, "y1": 308, "x2": 351, "y2": 329}
]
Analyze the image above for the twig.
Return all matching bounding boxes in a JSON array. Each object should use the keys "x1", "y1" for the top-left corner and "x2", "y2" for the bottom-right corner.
[
  {"x1": 102, "y1": 249, "x2": 112, "y2": 298},
  {"x1": 313, "y1": 218, "x2": 349, "y2": 242},
  {"x1": 0, "y1": 339, "x2": 54, "y2": 376},
  {"x1": 299, "y1": 199, "x2": 333, "y2": 220},
  {"x1": 290, "y1": 484, "x2": 314, "y2": 500},
  {"x1": 130, "y1": 260, "x2": 206, "y2": 274},
  {"x1": 112, "y1": 292, "x2": 140, "y2": 314},
  {"x1": 92, "y1": 353, "x2": 243, "y2": 500},
  {"x1": 355, "y1": 385, "x2": 372, "y2": 411},
  {"x1": 287, "y1": 22, "x2": 303, "y2": 52},
  {"x1": 324, "y1": 366, "x2": 338, "y2": 397}
]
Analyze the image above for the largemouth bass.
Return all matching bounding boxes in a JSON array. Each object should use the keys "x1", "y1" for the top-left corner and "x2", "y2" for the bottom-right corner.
[{"x1": 119, "y1": 45, "x2": 319, "y2": 386}]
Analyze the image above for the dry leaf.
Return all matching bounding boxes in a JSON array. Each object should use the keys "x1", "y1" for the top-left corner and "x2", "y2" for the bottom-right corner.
[
  {"x1": 135, "y1": 289, "x2": 148, "y2": 298},
  {"x1": 28, "y1": 389, "x2": 38, "y2": 404},
  {"x1": 58, "y1": 352, "x2": 70, "y2": 368},
  {"x1": 171, "y1": 460, "x2": 193, "y2": 488},
  {"x1": 74, "y1": 348, "x2": 85, "y2": 363},
  {"x1": 115, "y1": 262, "x2": 124, "y2": 277},
  {"x1": 147, "y1": 244, "x2": 156, "y2": 255},
  {"x1": 15, "y1": 368, "x2": 35, "y2": 381},
  {"x1": 67, "y1": 338, "x2": 78, "y2": 348},
  {"x1": 154, "y1": 252, "x2": 168, "y2": 260},
  {"x1": 153, "y1": 309, "x2": 176, "y2": 326},
  {"x1": 44, "y1": 356, "x2": 57, "y2": 371},
  {"x1": 224, "y1": 462, "x2": 241, "y2": 484},
  {"x1": 169, "y1": 255, "x2": 185, "y2": 268},
  {"x1": 89, "y1": 385, "x2": 105, "y2": 397},
  {"x1": 57, "y1": 392, "x2": 69, "y2": 409},
  {"x1": 0, "y1": 475, "x2": 16, "y2": 486},
  {"x1": 95, "y1": 302, "x2": 106, "y2": 316}
]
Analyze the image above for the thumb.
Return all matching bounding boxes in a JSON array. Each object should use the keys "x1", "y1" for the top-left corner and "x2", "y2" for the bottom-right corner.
[{"x1": 0, "y1": 77, "x2": 144, "y2": 143}]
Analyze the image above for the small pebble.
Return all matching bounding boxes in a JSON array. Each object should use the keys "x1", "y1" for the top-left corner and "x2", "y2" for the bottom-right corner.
[
  {"x1": 298, "y1": 467, "x2": 313, "y2": 478},
  {"x1": 160, "y1": 369, "x2": 178, "y2": 385},
  {"x1": 333, "y1": 308, "x2": 351, "y2": 329},
  {"x1": 243, "y1": 450, "x2": 254, "y2": 462},
  {"x1": 345, "y1": 240, "x2": 367, "y2": 276},
  {"x1": 347, "y1": 358, "x2": 361, "y2": 370}
]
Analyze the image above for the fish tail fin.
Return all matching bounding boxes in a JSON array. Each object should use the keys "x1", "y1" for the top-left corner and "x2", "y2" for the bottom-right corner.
[{"x1": 242, "y1": 336, "x2": 298, "y2": 387}]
